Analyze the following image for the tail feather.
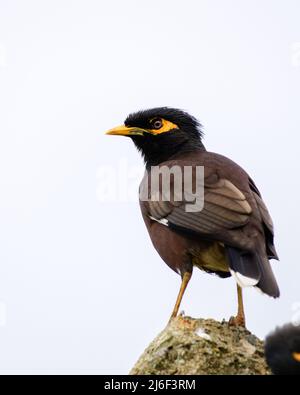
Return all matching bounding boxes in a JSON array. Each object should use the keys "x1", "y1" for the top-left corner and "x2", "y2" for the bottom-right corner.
[
  {"x1": 256, "y1": 253, "x2": 280, "y2": 297},
  {"x1": 226, "y1": 246, "x2": 280, "y2": 298}
]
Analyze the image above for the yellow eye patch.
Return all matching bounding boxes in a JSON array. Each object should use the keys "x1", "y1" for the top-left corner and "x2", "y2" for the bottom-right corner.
[
  {"x1": 149, "y1": 119, "x2": 179, "y2": 135},
  {"x1": 105, "y1": 118, "x2": 179, "y2": 137},
  {"x1": 293, "y1": 352, "x2": 300, "y2": 362}
]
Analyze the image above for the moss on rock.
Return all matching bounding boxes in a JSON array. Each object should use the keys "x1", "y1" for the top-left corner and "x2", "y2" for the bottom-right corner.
[{"x1": 130, "y1": 316, "x2": 270, "y2": 375}]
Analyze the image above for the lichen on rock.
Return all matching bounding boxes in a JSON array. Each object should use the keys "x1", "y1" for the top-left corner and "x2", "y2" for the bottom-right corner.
[{"x1": 130, "y1": 316, "x2": 270, "y2": 375}]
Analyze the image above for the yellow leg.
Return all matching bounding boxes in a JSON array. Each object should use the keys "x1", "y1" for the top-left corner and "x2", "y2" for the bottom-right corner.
[
  {"x1": 169, "y1": 272, "x2": 192, "y2": 322},
  {"x1": 229, "y1": 284, "x2": 246, "y2": 327}
]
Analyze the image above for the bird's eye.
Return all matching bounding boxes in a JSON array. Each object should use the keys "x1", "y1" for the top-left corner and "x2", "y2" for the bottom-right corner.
[{"x1": 152, "y1": 119, "x2": 163, "y2": 130}]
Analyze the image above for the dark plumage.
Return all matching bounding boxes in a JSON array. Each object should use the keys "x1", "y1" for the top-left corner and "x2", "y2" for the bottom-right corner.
[
  {"x1": 125, "y1": 107, "x2": 204, "y2": 168},
  {"x1": 125, "y1": 107, "x2": 203, "y2": 137},
  {"x1": 265, "y1": 324, "x2": 300, "y2": 375},
  {"x1": 106, "y1": 107, "x2": 280, "y2": 326}
]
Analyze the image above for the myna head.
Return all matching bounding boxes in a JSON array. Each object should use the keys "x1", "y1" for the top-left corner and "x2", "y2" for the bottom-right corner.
[
  {"x1": 106, "y1": 107, "x2": 205, "y2": 167},
  {"x1": 265, "y1": 324, "x2": 300, "y2": 375}
]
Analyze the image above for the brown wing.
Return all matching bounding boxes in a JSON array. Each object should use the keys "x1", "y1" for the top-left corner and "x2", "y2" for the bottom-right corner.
[
  {"x1": 140, "y1": 160, "x2": 279, "y2": 297},
  {"x1": 144, "y1": 167, "x2": 252, "y2": 240},
  {"x1": 167, "y1": 178, "x2": 252, "y2": 235}
]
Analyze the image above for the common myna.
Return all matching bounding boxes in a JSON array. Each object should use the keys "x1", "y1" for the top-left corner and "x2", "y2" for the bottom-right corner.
[
  {"x1": 265, "y1": 324, "x2": 300, "y2": 375},
  {"x1": 106, "y1": 107, "x2": 280, "y2": 327}
]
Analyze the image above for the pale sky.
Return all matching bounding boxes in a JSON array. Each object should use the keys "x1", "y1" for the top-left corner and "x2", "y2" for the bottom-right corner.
[{"x1": 0, "y1": 0, "x2": 300, "y2": 374}]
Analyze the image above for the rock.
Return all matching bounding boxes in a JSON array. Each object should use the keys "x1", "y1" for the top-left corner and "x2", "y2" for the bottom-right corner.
[{"x1": 130, "y1": 315, "x2": 270, "y2": 375}]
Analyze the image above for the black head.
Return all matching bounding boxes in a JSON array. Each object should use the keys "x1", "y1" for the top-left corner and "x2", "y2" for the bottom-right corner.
[
  {"x1": 106, "y1": 107, "x2": 205, "y2": 168},
  {"x1": 265, "y1": 324, "x2": 300, "y2": 375}
]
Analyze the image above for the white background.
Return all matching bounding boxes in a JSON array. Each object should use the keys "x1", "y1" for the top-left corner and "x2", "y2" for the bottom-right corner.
[{"x1": 0, "y1": 0, "x2": 300, "y2": 374}]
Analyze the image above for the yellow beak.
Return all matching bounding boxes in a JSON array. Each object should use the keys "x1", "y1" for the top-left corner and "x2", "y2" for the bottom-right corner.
[
  {"x1": 293, "y1": 352, "x2": 300, "y2": 362},
  {"x1": 105, "y1": 125, "x2": 147, "y2": 136}
]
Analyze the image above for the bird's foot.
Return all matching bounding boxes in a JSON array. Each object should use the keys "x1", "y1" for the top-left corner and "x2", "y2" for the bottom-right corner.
[
  {"x1": 168, "y1": 310, "x2": 185, "y2": 324},
  {"x1": 229, "y1": 315, "x2": 246, "y2": 328}
]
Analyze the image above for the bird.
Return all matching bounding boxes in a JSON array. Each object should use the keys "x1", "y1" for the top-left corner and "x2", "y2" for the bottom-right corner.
[
  {"x1": 106, "y1": 107, "x2": 280, "y2": 327},
  {"x1": 265, "y1": 324, "x2": 300, "y2": 375}
]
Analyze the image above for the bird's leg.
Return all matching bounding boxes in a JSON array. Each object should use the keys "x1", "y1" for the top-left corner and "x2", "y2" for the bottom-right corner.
[
  {"x1": 169, "y1": 271, "x2": 192, "y2": 322},
  {"x1": 229, "y1": 284, "x2": 246, "y2": 327}
]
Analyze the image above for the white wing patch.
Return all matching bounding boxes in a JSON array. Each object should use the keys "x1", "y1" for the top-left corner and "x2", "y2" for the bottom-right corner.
[
  {"x1": 149, "y1": 216, "x2": 169, "y2": 227},
  {"x1": 230, "y1": 269, "x2": 259, "y2": 287}
]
